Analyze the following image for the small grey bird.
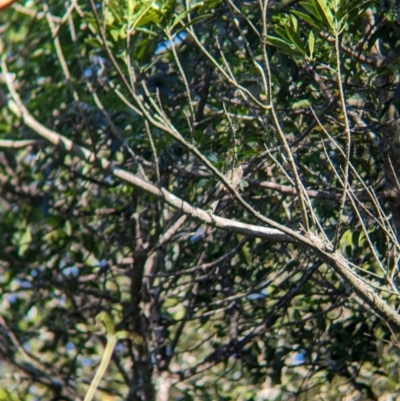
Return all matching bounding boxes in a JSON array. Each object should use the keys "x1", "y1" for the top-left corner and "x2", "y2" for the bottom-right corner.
[{"x1": 211, "y1": 165, "x2": 244, "y2": 213}]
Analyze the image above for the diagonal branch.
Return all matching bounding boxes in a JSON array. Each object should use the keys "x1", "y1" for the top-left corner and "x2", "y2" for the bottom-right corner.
[{"x1": 4, "y1": 58, "x2": 400, "y2": 335}]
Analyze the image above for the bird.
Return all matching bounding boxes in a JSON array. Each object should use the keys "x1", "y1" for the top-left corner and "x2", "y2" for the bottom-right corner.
[{"x1": 211, "y1": 165, "x2": 244, "y2": 213}]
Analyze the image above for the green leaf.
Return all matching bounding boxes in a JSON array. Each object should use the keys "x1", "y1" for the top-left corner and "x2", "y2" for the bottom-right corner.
[
  {"x1": 299, "y1": 0, "x2": 335, "y2": 31},
  {"x1": 299, "y1": 1, "x2": 321, "y2": 21},
  {"x1": 170, "y1": 9, "x2": 191, "y2": 31},
  {"x1": 284, "y1": 25, "x2": 306, "y2": 54},
  {"x1": 175, "y1": 13, "x2": 212, "y2": 32},
  {"x1": 266, "y1": 35, "x2": 305, "y2": 57},
  {"x1": 308, "y1": 29, "x2": 315, "y2": 58},
  {"x1": 292, "y1": 99, "x2": 312, "y2": 109},
  {"x1": 273, "y1": 16, "x2": 306, "y2": 55},
  {"x1": 169, "y1": 3, "x2": 204, "y2": 31},
  {"x1": 18, "y1": 226, "x2": 32, "y2": 257},
  {"x1": 131, "y1": 3, "x2": 156, "y2": 30},
  {"x1": 273, "y1": 25, "x2": 291, "y2": 42},
  {"x1": 64, "y1": 220, "x2": 72, "y2": 236},
  {"x1": 291, "y1": 10, "x2": 325, "y2": 30},
  {"x1": 289, "y1": 14, "x2": 298, "y2": 32},
  {"x1": 198, "y1": 0, "x2": 223, "y2": 13},
  {"x1": 314, "y1": 0, "x2": 335, "y2": 30}
]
